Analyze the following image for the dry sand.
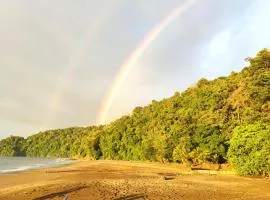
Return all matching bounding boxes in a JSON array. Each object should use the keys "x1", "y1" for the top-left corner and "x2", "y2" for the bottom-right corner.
[{"x1": 0, "y1": 160, "x2": 269, "y2": 200}]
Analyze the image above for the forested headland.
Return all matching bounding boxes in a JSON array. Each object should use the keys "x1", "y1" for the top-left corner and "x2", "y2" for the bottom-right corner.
[{"x1": 1, "y1": 49, "x2": 269, "y2": 176}]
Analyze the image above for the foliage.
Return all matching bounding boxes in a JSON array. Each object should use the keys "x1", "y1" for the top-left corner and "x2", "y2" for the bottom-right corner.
[
  {"x1": 24, "y1": 127, "x2": 99, "y2": 158},
  {"x1": 0, "y1": 49, "x2": 269, "y2": 176},
  {"x1": 0, "y1": 136, "x2": 26, "y2": 156},
  {"x1": 228, "y1": 123, "x2": 270, "y2": 176}
]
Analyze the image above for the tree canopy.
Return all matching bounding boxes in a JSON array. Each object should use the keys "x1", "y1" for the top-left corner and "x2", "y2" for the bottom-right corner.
[
  {"x1": 228, "y1": 123, "x2": 270, "y2": 176},
  {"x1": 1, "y1": 49, "x2": 269, "y2": 175}
]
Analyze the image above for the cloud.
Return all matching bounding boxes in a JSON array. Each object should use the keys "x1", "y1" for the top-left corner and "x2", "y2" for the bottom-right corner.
[
  {"x1": 0, "y1": 0, "x2": 269, "y2": 138},
  {"x1": 107, "y1": 0, "x2": 256, "y2": 122},
  {"x1": 199, "y1": 0, "x2": 270, "y2": 79}
]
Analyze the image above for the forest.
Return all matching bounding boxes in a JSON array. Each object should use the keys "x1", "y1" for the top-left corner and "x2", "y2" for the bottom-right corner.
[{"x1": 0, "y1": 49, "x2": 269, "y2": 176}]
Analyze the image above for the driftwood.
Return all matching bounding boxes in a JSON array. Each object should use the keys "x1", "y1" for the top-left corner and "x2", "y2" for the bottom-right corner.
[{"x1": 63, "y1": 194, "x2": 68, "y2": 200}]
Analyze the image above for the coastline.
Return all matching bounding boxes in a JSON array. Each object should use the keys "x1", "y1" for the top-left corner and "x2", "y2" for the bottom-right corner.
[
  {"x1": 0, "y1": 157, "x2": 77, "y2": 175},
  {"x1": 0, "y1": 160, "x2": 269, "y2": 200}
]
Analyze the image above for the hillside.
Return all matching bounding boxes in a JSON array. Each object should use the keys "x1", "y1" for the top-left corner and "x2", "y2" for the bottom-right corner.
[{"x1": 1, "y1": 49, "x2": 269, "y2": 176}]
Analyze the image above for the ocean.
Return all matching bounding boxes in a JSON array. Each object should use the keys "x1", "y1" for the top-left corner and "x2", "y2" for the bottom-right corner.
[{"x1": 0, "y1": 157, "x2": 75, "y2": 174}]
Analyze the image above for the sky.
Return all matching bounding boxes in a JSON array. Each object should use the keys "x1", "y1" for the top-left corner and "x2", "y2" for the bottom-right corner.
[{"x1": 1, "y1": 0, "x2": 270, "y2": 138}]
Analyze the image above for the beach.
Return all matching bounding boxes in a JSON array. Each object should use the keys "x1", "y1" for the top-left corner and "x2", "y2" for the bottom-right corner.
[{"x1": 0, "y1": 160, "x2": 269, "y2": 200}]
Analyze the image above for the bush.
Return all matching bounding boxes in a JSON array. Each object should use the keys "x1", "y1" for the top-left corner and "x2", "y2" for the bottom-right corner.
[
  {"x1": 228, "y1": 123, "x2": 270, "y2": 176},
  {"x1": 173, "y1": 136, "x2": 192, "y2": 163},
  {"x1": 0, "y1": 136, "x2": 26, "y2": 156}
]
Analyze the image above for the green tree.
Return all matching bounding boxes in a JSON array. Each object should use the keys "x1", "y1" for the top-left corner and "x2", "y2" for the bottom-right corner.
[
  {"x1": 0, "y1": 136, "x2": 26, "y2": 156},
  {"x1": 228, "y1": 123, "x2": 270, "y2": 176},
  {"x1": 173, "y1": 136, "x2": 193, "y2": 164}
]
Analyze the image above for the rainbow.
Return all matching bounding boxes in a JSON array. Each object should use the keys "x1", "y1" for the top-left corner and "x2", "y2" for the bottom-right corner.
[
  {"x1": 47, "y1": 1, "x2": 122, "y2": 126},
  {"x1": 96, "y1": 0, "x2": 198, "y2": 125}
]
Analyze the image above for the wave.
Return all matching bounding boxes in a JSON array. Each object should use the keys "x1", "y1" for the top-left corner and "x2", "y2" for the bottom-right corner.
[
  {"x1": 0, "y1": 166, "x2": 34, "y2": 173},
  {"x1": 0, "y1": 158, "x2": 74, "y2": 174}
]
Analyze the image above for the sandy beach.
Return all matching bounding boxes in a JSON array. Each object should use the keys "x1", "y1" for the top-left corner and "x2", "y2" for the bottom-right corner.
[{"x1": 0, "y1": 160, "x2": 269, "y2": 200}]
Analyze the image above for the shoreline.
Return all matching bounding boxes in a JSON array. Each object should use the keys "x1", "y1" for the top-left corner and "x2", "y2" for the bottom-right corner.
[
  {"x1": 0, "y1": 157, "x2": 77, "y2": 175},
  {"x1": 0, "y1": 160, "x2": 269, "y2": 200}
]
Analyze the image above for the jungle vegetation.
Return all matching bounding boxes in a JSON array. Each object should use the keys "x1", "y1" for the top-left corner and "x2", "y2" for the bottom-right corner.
[{"x1": 1, "y1": 49, "x2": 269, "y2": 176}]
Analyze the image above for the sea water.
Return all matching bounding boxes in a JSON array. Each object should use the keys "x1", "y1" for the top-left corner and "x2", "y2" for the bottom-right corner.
[{"x1": 0, "y1": 157, "x2": 75, "y2": 174}]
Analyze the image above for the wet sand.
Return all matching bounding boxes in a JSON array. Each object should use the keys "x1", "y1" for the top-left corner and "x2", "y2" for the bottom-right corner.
[{"x1": 0, "y1": 160, "x2": 269, "y2": 200}]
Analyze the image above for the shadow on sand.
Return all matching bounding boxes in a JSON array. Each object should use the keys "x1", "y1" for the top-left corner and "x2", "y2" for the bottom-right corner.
[
  {"x1": 157, "y1": 173, "x2": 177, "y2": 180},
  {"x1": 33, "y1": 185, "x2": 90, "y2": 200},
  {"x1": 112, "y1": 194, "x2": 146, "y2": 200},
  {"x1": 45, "y1": 169, "x2": 89, "y2": 173}
]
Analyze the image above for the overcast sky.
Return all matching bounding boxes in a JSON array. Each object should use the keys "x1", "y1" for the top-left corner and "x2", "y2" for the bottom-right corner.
[{"x1": 1, "y1": 0, "x2": 270, "y2": 138}]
